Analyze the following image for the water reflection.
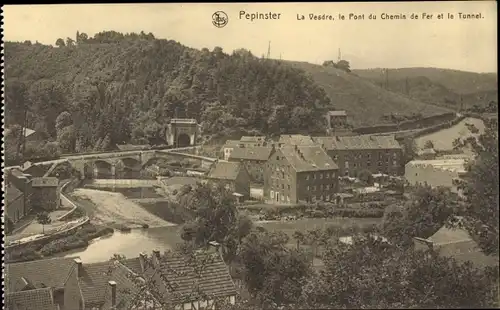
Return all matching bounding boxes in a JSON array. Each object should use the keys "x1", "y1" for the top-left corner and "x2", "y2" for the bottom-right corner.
[{"x1": 64, "y1": 226, "x2": 182, "y2": 263}]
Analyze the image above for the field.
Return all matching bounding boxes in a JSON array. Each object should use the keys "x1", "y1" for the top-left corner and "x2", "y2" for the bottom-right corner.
[
  {"x1": 285, "y1": 61, "x2": 452, "y2": 126},
  {"x1": 415, "y1": 117, "x2": 485, "y2": 151}
]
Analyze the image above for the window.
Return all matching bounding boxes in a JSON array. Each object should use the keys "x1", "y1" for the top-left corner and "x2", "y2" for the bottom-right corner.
[
  {"x1": 320, "y1": 173, "x2": 323, "y2": 179},
  {"x1": 393, "y1": 160, "x2": 397, "y2": 166},
  {"x1": 281, "y1": 195, "x2": 285, "y2": 201},
  {"x1": 345, "y1": 161, "x2": 349, "y2": 169},
  {"x1": 307, "y1": 186, "x2": 310, "y2": 191},
  {"x1": 306, "y1": 175, "x2": 310, "y2": 180},
  {"x1": 353, "y1": 163, "x2": 357, "y2": 168},
  {"x1": 367, "y1": 154, "x2": 371, "y2": 159},
  {"x1": 320, "y1": 195, "x2": 324, "y2": 201},
  {"x1": 312, "y1": 196, "x2": 317, "y2": 202},
  {"x1": 230, "y1": 296, "x2": 236, "y2": 305},
  {"x1": 326, "y1": 194, "x2": 330, "y2": 201},
  {"x1": 393, "y1": 152, "x2": 397, "y2": 158},
  {"x1": 326, "y1": 184, "x2": 330, "y2": 190},
  {"x1": 271, "y1": 190, "x2": 275, "y2": 198},
  {"x1": 378, "y1": 161, "x2": 382, "y2": 166},
  {"x1": 326, "y1": 173, "x2": 330, "y2": 179},
  {"x1": 288, "y1": 185, "x2": 291, "y2": 190},
  {"x1": 287, "y1": 196, "x2": 290, "y2": 202},
  {"x1": 313, "y1": 174, "x2": 316, "y2": 179},
  {"x1": 334, "y1": 155, "x2": 338, "y2": 161},
  {"x1": 320, "y1": 185, "x2": 323, "y2": 190},
  {"x1": 281, "y1": 184, "x2": 284, "y2": 189},
  {"x1": 332, "y1": 172, "x2": 336, "y2": 178},
  {"x1": 345, "y1": 171, "x2": 349, "y2": 176}
]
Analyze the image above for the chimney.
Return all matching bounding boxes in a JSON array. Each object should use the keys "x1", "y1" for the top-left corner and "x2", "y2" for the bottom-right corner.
[
  {"x1": 208, "y1": 241, "x2": 223, "y2": 259},
  {"x1": 152, "y1": 249, "x2": 161, "y2": 267},
  {"x1": 74, "y1": 258, "x2": 83, "y2": 277},
  {"x1": 139, "y1": 252, "x2": 147, "y2": 273},
  {"x1": 108, "y1": 281, "x2": 117, "y2": 307}
]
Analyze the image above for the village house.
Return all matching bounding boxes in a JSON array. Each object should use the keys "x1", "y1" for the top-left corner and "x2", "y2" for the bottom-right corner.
[
  {"x1": 314, "y1": 134, "x2": 403, "y2": 177},
  {"x1": 221, "y1": 136, "x2": 268, "y2": 160},
  {"x1": 4, "y1": 169, "x2": 33, "y2": 225},
  {"x1": 31, "y1": 177, "x2": 60, "y2": 211},
  {"x1": 325, "y1": 110, "x2": 352, "y2": 136},
  {"x1": 413, "y1": 224, "x2": 499, "y2": 268},
  {"x1": 264, "y1": 145, "x2": 340, "y2": 204},
  {"x1": 228, "y1": 146, "x2": 273, "y2": 184},
  {"x1": 207, "y1": 161, "x2": 251, "y2": 201}
]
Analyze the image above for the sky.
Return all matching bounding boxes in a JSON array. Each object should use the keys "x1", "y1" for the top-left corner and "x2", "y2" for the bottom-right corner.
[{"x1": 3, "y1": 1, "x2": 497, "y2": 73}]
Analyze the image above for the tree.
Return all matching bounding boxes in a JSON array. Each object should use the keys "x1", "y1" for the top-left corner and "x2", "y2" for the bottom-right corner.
[
  {"x1": 36, "y1": 212, "x2": 52, "y2": 234},
  {"x1": 55, "y1": 111, "x2": 73, "y2": 133},
  {"x1": 423, "y1": 139, "x2": 435, "y2": 149},
  {"x1": 455, "y1": 118, "x2": 499, "y2": 255},
  {"x1": 301, "y1": 234, "x2": 499, "y2": 309},
  {"x1": 381, "y1": 185, "x2": 456, "y2": 246},
  {"x1": 55, "y1": 38, "x2": 65, "y2": 47},
  {"x1": 179, "y1": 182, "x2": 253, "y2": 263},
  {"x1": 357, "y1": 169, "x2": 374, "y2": 186},
  {"x1": 66, "y1": 37, "x2": 75, "y2": 47},
  {"x1": 239, "y1": 229, "x2": 311, "y2": 308},
  {"x1": 401, "y1": 136, "x2": 417, "y2": 164},
  {"x1": 335, "y1": 59, "x2": 351, "y2": 72}
]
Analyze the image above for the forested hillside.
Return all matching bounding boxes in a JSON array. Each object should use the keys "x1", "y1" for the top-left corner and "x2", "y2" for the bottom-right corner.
[
  {"x1": 286, "y1": 61, "x2": 453, "y2": 126},
  {"x1": 4, "y1": 31, "x2": 331, "y2": 159},
  {"x1": 353, "y1": 68, "x2": 498, "y2": 110}
]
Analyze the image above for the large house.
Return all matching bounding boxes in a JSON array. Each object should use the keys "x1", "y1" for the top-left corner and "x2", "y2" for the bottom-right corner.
[
  {"x1": 31, "y1": 177, "x2": 60, "y2": 211},
  {"x1": 278, "y1": 134, "x2": 316, "y2": 147},
  {"x1": 5, "y1": 250, "x2": 238, "y2": 310},
  {"x1": 4, "y1": 169, "x2": 33, "y2": 225},
  {"x1": 405, "y1": 158, "x2": 467, "y2": 193},
  {"x1": 264, "y1": 145, "x2": 339, "y2": 204},
  {"x1": 207, "y1": 161, "x2": 251, "y2": 200},
  {"x1": 228, "y1": 146, "x2": 273, "y2": 184},
  {"x1": 314, "y1": 134, "x2": 403, "y2": 177}
]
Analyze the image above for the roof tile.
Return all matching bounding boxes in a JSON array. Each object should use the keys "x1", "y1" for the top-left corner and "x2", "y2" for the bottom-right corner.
[
  {"x1": 280, "y1": 145, "x2": 338, "y2": 172},
  {"x1": 208, "y1": 162, "x2": 242, "y2": 180},
  {"x1": 314, "y1": 134, "x2": 402, "y2": 150},
  {"x1": 228, "y1": 146, "x2": 272, "y2": 161},
  {"x1": 5, "y1": 288, "x2": 58, "y2": 310}
]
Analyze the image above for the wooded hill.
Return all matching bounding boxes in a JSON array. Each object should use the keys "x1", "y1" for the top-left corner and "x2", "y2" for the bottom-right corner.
[
  {"x1": 4, "y1": 31, "x2": 332, "y2": 155},
  {"x1": 353, "y1": 67, "x2": 498, "y2": 111},
  {"x1": 287, "y1": 61, "x2": 454, "y2": 126}
]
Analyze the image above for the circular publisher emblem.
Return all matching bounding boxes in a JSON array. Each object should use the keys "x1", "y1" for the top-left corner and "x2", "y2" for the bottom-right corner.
[{"x1": 212, "y1": 11, "x2": 228, "y2": 28}]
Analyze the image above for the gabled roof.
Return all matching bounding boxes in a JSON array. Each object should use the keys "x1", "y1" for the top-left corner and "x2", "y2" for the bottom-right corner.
[
  {"x1": 5, "y1": 127, "x2": 37, "y2": 138},
  {"x1": 76, "y1": 261, "x2": 114, "y2": 307},
  {"x1": 5, "y1": 257, "x2": 78, "y2": 293},
  {"x1": 228, "y1": 146, "x2": 272, "y2": 161},
  {"x1": 427, "y1": 226, "x2": 499, "y2": 268},
  {"x1": 32, "y1": 177, "x2": 59, "y2": 187},
  {"x1": 280, "y1": 146, "x2": 338, "y2": 172},
  {"x1": 148, "y1": 251, "x2": 237, "y2": 305},
  {"x1": 5, "y1": 288, "x2": 58, "y2": 310},
  {"x1": 314, "y1": 134, "x2": 402, "y2": 151},
  {"x1": 279, "y1": 134, "x2": 316, "y2": 146},
  {"x1": 207, "y1": 162, "x2": 242, "y2": 181}
]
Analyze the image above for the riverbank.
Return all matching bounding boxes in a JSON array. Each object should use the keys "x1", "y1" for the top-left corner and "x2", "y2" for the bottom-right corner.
[
  {"x1": 5, "y1": 222, "x2": 114, "y2": 263},
  {"x1": 69, "y1": 188, "x2": 177, "y2": 229}
]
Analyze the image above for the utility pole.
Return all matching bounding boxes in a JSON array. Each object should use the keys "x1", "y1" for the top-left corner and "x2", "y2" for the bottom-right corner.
[
  {"x1": 338, "y1": 48, "x2": 341, "y2": 62},
  {"x1": 267, "y1": 41, "x2": 271, "y2": 59}
]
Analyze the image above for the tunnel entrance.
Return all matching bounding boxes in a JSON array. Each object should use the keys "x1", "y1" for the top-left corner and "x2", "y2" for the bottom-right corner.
[{"x1": 176, "y1": 133, "x2": 191, "y2": 147}]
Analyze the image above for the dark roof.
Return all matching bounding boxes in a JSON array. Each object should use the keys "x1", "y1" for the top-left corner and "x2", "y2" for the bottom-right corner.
[
  {"x1": 32, "y1": 177, "x2": 59, "y2": 187},
  {"x1": 5, "y1": 288, "x2": 58, "y2": 310},
  {"x1": 279, "y1": 134, "x2": 316, "y2": 146},
  {"x1": 228, "y1": 146, "x2": 272, "y2": 161},
  {"x1": 101, "y1": 261, "x2": 150, "y2": 310},
  {"x1": 280, "y1": 146, "x2": 339, "y2": 172},
  {"x1": 314, "y1": 134, "x2": 402, "y2": 150},
  {"x1": 77, "y1": 261, "x2": 114, "y2": 307},
  {"x1": 5, "y1": 257, "x2": 78, "y2": 293},
  {"x1": 148, "y1": 251, "x2": 237, "y2": 304},
  {"x1": 208, "y1": 162, "x2": 242, "y2": 180},
  {"x1": 121, "y1": 257, "x2": 143, "y2": 275}
]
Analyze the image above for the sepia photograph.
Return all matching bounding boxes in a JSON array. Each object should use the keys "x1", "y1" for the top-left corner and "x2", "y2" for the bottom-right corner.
[{"x1": 2, "y1": 2, "x2": 499, "y2": 309}]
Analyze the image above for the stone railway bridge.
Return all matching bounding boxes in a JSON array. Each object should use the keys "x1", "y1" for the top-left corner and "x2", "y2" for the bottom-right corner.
[{"x1": 6, "y1": 146, "x2": 217, "y2": 179}]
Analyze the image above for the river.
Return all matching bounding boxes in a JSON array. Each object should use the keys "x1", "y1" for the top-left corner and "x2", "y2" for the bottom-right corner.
[{"x1": 64, "y1": 180, "x2": 381, "y2": 263}]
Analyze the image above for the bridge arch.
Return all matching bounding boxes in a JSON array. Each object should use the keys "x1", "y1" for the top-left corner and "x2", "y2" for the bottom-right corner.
[
  {"x1": 120, "y1": 157, "x2": 142, "y2": 168},
  {"x1": 176, "y1": 133, "x2": 191, "y2": 148}
]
